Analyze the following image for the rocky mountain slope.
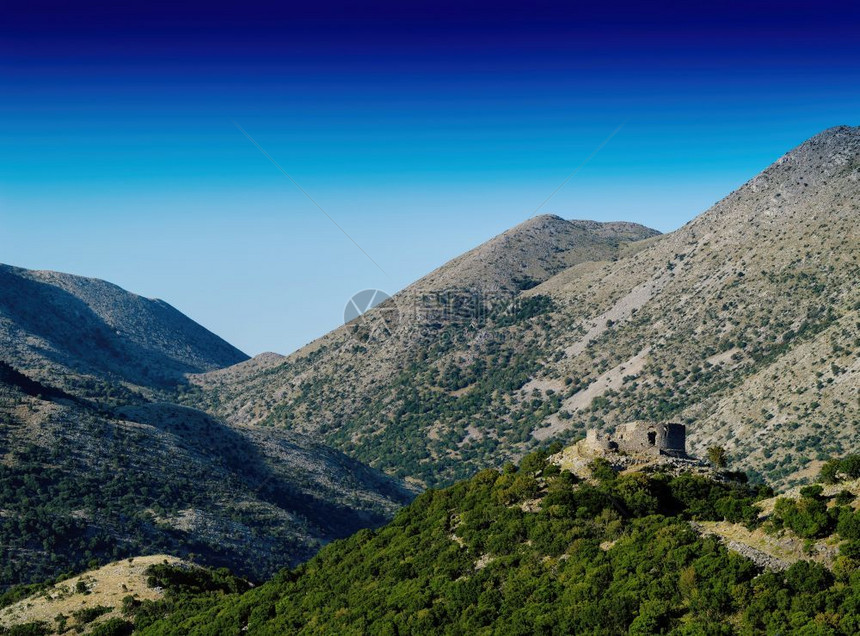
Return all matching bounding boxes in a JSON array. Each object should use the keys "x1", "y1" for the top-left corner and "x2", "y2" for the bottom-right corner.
[
  {"x1": 0, "y1": 265, "x2": 249, "y2": 393},
  {"x1": 191, "y1": 126, "x2": 859, "y2": 489},
  {"x1": 528, "y1": 125, "x2": 859, "y2": 485},
  {"x1": 0, "y1": 269, "x2": 414, "y2": 591},
  {"x1": 188, "y1": 218, "x2": 660, "y2": 487}
]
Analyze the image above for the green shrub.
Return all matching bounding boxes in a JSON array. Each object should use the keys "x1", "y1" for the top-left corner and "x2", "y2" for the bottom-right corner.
[
  {"x1": 2, "y1": 622, "x2": 51, "y2": 636},
  {"x1": 71, "y1": 605, "x2": 112, "y2": 625},
  {"x1": 88, "y1": 618, "x2": 134, "y2": 636},
  {"x1": 819, "y1": 454, "x2": 860, "y2": 484},
  {"x1": 834, "y1": 490, "x2": 855, "y2": 506},
  {"x1": 588, "y1": 458, "x2": 617, "y2": 483}
]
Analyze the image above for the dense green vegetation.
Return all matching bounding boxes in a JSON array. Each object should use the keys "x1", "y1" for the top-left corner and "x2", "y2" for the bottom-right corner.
[
  {"x1": 128, "y1": 451, "x2": 860, "y2": 635},
  {"x1": 819, "y1": 455, "x2": 860, "y2": 485},
  {"x1": 0, "y1": 622, "x2": 51, "y2": 636},
  {"x1": 89, "y1": 618, "x2": 135, "y2": 636},
  {"x1": 0, "y1": 438, "x2": 220, "y2": 589},
  {"x1": 765, "y1": 454, "x2": 860, "y2": 565},
  {"x1": 128, "y1": 565, "x2": 251, "y2": 633}
]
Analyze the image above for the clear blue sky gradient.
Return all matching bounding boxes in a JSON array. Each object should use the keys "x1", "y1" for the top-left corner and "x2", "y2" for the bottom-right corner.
[{"x1": 2, "y1": 0, "x2": 858, "y2": 355}]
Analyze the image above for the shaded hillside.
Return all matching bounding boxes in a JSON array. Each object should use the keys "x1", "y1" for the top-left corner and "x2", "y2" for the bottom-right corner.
[
  {"x1": 128, "y1": 450, "x2": 860, "y2": 635},
  {"x1": 0, "y1": 360, "x2": 75, "y2": 403},
  {"x1": 191, "y1": 126, "x2": 859, "y2": 489},
  {"x1": 0, "y1": 370, "x2": 412, "y2": 590},
  {"x1": 0, "y1": 267, "x2": 414, "y2": 591},
  {"x1": 0, "y1": 265, "x2": 248, "y2": 392}
]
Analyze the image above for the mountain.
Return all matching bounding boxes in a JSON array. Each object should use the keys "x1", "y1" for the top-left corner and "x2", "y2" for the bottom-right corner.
[
  {"x1": 0, "y1": 264, "x2": 248, "y2": 392},
  {"x1": 0, "y1": 270, "x2": 413, "y2": 591},
  {"x1": 188, "y1": 218, "x2": 660, "y2": 487},
  {"x1": 121, "y1": 449, "x2": 860, "y2": 635},
  {"x1": 527, "y1": 125, "x2": 860, "y2": 485},
  {"x1": 404, "y1": 215, "x2": 661, "y2": 293},
  {"x1": 189, "y1": 126, "x2": 859, "y2": 489},
  {"x1": 0, "y1": 360, "x2": 412, "y2": 591}
]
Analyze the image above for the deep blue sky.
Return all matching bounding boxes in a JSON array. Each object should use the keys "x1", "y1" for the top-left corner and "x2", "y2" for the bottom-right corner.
[{"x1": 2, "y1": 1, "x2": 858, "y2": 355}]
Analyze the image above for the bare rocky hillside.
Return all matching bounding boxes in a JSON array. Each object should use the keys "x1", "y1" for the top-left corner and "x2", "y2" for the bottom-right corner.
[
  {"x1": 191, "y1": 126, "x2": 859, "y2": 489},
  {"x1": 530, "y1": 125, "x2": 859, "y2": 485},
  {"x1": 409, "y1": 215, "x2": 661, "y2": 292},
  {"x1": 189, "y1": 218, "x2": 660, "y2": 487},
  {"x1": 0, "y1": 265, "x2": 249, "y2": 392}
]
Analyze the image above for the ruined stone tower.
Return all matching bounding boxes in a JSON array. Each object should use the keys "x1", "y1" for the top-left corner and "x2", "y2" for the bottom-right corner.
[{"x1": 585, "y1": 422, "x2": 686, "y2": 457}]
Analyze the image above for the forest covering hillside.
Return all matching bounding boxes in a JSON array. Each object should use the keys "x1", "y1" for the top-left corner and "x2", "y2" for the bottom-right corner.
[{"x1": 63, "y1": 449, "x2": 860, "y2": 636}]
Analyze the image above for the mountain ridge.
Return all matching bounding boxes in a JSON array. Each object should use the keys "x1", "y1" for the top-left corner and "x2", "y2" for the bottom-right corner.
[
  {"x1": 189, "y1": 125, "x2": 859, "y2": 489},
  {"x1": 0, "y1": 263, "x2": 249, "y2": 391}
]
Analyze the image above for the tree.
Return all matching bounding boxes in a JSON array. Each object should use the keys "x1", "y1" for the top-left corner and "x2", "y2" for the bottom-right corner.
[
  {"x1": 89, "y1": 618, "x2": 134, "y2": 636},
  {"x1": 707, "y1": 446, "x2": 728, "y2": 468}
]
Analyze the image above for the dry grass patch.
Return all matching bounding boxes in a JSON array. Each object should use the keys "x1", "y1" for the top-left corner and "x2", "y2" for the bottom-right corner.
[{"x1": 0, "y1": 555, "x2": 187, "y2": 634}]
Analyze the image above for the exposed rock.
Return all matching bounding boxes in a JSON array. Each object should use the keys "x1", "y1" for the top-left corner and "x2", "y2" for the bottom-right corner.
[{"x1": 188, "y1": 127, "x2": 860, "y2": 489}]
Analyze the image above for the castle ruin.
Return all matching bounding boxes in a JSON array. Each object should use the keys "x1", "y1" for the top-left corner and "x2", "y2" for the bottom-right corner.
[{"x1": 585, "y1": 421, "x2": 686, "y2": 458}]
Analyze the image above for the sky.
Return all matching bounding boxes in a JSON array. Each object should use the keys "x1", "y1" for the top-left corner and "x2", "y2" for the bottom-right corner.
[{"x1": 1, "y1": 0, "x2": 859, "y2": 356}]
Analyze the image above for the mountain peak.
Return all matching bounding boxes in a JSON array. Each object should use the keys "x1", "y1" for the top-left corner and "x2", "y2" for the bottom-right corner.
[
  {"x1": 0, "y1": 264, "x2": 249, "y2": 389},
  {"x1": 411, "y1": 216, "x2": 659, "y2": 293},
  {"x1": 773, "y1": 125, "x2": 859, "y2": 175},
  {"x1": 516, "y1": 213, "x2": 567, "y2": 226},
  {"x1": 807, "y1": 124, "x2": 858, "y2": 140}
]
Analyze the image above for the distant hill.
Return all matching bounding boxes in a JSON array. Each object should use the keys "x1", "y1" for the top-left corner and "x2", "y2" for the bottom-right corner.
[
  {"x1": 190, "y1": 126, "x2": 859, "y2": 489},
  {"x1": 0, "y1": 264, "x2": 249, "y2": 391},
  {"x1": 0, "y1": 270, "x2": 413, "y2": 591}
]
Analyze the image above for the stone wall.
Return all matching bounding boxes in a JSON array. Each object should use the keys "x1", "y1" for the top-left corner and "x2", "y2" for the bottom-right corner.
[
  {"x1": 584, "y1": 422, "x2": 686, "y2": 457},
  {"x1": 616, "y1": 421, "x2": 685, "y2": 456}
]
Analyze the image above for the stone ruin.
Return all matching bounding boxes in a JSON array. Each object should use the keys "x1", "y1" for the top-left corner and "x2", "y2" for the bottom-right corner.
[{"x1": 585, "y1": 421, "x2": 686, "y2": 458}]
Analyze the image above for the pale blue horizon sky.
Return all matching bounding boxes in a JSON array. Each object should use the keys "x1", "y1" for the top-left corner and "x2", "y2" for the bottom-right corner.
[
  {"x1": 3, "y1": 1, "x2": 858, "y2": 355},
  {"x1": 0, "y1": 127, "x2": 821, "y2": 356}
]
